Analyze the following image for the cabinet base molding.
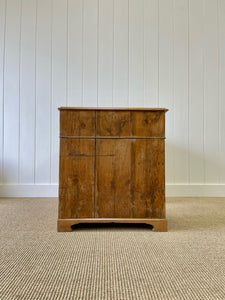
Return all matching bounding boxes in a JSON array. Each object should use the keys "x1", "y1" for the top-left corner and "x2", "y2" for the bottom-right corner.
[{"x1": 57, "y1": 218, "x2": 167, "y2": 232}]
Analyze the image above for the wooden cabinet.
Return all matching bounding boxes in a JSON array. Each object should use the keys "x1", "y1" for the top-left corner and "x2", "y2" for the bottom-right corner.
[{"x1": 58, "y1": 107, "x2": 168, "y2": 232}]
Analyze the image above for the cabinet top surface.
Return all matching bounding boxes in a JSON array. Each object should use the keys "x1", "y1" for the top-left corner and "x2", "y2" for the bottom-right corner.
[{"x1": 58, "y1": 107, "x2": 168, "y2": 112}]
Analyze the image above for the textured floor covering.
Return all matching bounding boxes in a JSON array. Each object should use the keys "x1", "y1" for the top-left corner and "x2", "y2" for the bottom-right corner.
[{"x1": 0, "y1": 197, "x2": 225, "y2": 300}]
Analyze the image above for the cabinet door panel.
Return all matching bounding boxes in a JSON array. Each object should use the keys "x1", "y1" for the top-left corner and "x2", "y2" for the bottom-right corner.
[
  {"x1": 95, "y1": 139, "x2": 132, "y2": 218},
  {"x1": 131, "y1": 139, "x2": 165, "y2": 218},
  {"x1": 95, "y1": 138, "x2": 165, "y2": 219},
  {"x1": 59, "y1": 138, "x2": 95, "y2": 218}
]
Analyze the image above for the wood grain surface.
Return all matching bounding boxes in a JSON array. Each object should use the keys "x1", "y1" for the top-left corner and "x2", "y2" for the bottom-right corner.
[
  {"x1": 95, "y1": 139, "x2": 131, "y2": 218},
  {"x1": 58, "y1": 138, "x2": 95, "y2": 218},
  {"x1": 131, "y1": 139, "x2": 165, "y2": 218},
  {"x1": 60, "y1": 110, "x2": 95, "y2": 137},
  {"x1": 96, "y1": 110, "x2": 130, "y2": 136},
  {"x1": 58, "y1": 108, "x2": 167, "y2": 231},
  {"x1": 131, "y1": 111, "x2": 165, "y2": 137}
]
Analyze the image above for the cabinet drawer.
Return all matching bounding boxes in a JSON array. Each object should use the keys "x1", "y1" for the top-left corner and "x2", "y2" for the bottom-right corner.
[
  {"x1": 60, "y1": 110, "x2": 95, "y2": 137},
  {"x1": 96, "y1": 111, "x2": 131, "y2": 137},
  {"x1": 131, "y1": 111, "x2": 165, "y2": 137},
  {"x1": 96, "y1": 110, "x2": 165, "y2": 138}
]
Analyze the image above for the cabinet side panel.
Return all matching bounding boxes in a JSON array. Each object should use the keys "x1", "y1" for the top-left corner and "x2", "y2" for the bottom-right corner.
[
  {"x1": 131, "y1": 139, "x2": 165, "y2": 218},
  {"x1": 60, "y1": 110, "x2": 95, "y2": 136},
  {"x1": 58, "y1": 138, "x2": 95, "y2": 218},
  {"x1": 95, "y1": 139, "x2": 131, "y2": 218}
]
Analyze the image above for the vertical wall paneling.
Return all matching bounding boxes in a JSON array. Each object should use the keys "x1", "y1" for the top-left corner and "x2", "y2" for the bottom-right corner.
[
  {"x1": 0, "y1": 0, "x2": 225, "y2": 196},
  {"x1": 51, "y1": 0, "x2": 67, "y2": 183},
  {"x1": 158, "y1": 0, "x2": 174, "y2": 183},
  {"x1": 83, "y1": 0, "x2": 98, "y2": 106},
  {"x1": 35, "y1": 0, "x2": 52, "y2": 183},
  {"x1": 189, "y1": 0, "x2": 204, "y2": 183},
  {"x1": 98, "y1": 0, "x2": 113, "y2": 106},
  {"x1": 19, "y1": 0, "x2": 36, "y2": 183},
  {"x1": 129, "y1": 0, "x2": 144, "y2": 107},
  {"x1": 218, "y1": 0, "x2": 225, "y2": 183},
  {"x1": 67, "y1": 0, "x2": 83, "y2": 106},
  {"x1": 0, "y1": 0, "x2": 6, "y2": 183},
  {"x1": 3, "y1": 0, "x2": 21, "y2": 183},
  {"x1": 143, "y1": 0, "x2": 158, "y2": 107},
  {"x1": 173, "y1": 0, "x2": 189, "y2": 183},
  {"x1": 203, "y1": 0, "x2": 219, "y2": 183},
  {"x1": 113, "y1": 0, "x2": 129, "y2": 107}
]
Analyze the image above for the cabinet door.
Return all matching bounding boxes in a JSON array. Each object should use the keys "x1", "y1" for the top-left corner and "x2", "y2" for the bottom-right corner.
[
  {"x1": 95, "y1": 139, "x2": 132, "y2": 218},
  {"x1": 131, "y1": 139, "x2": 165, "y2": 219},
  {"x1": 95, "y1": 138, "x2": 165, "y2": 219},
  {"x1": 59, "y1": 138, "x2": 95, "y2": 219}
]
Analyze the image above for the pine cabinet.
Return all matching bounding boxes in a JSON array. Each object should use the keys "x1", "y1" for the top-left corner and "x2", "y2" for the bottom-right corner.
[{"x1": 58, "y1": 107, "x2": 168, "y2": 232}]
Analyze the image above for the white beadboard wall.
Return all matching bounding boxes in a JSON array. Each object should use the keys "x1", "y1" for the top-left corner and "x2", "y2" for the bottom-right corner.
[{"x1": 0, "y1": 0, "x2": 225, "y2": 197}]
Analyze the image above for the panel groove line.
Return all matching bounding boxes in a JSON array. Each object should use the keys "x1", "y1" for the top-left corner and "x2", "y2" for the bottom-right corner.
[
  {"x1": 35, "y1": 0, "x2": 52, "y2": 184},
  {"x1": 34, "y1": 0, "x2": 38, "y2": 184},
  {"x1": 187, "y1": 0, "x2": 190, "y2": 184},
  {"x1": 158, "y1": 0, "x2": 174, "y2": 184},
  {"x1": 0, "y1": 0, "x2": 7, "y2": 182},
  {"x1": 3, "y1": 0, "x2": 21, "y2": 183},
  {"x1": 218, "y1": 0, "x2": 225, "y2": 183},
  {"x1": 49, "y1": 0, "x2": 53, "y2": 185},
  {"x1": 51, "y1": 0, "x2": 67, "y2": 183},
  {"x1": 203, "y1": 0, "x2": 219, "y2": 183},
  {"x1": 18, "y1": 0, "x2": 22, "y2": 183},
  {"x1": 189, "y1": 0, "x2": 204, "y2": 184},
  {"x1": 94, "y1": 110, "x2": 97, "y2": 217},
  {"x1": 67, "y1": 0, "x2": 83, "y2": 106},
  {"x1": 19, "y1": 0, "x2": 36, "y2": 184}
]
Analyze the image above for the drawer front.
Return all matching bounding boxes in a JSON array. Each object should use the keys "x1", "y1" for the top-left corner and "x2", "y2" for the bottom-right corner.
[
  {"x1": 59, "y1": 138, "x2": 95, "y2": 218},
  {"x1": 60, "y1": 110, "x2": 165, "y2": 138},
  {"x1": 60, "y1": 110, "x2": 95, "y2": 137},
  {"x1": 131, "y1": 111, "x2": 165, "y2": 137},
  {"x1": 96, "y1": 111, "x2": 131, "y2": 137},
  {"x1": 96, "y1": 110, "x2": 165, "y2": 138}
]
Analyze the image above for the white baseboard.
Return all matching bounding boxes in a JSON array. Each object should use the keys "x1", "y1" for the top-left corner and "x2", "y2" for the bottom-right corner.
[
  {"x1": 166, "y1": 184, "x2": 225, "y2": 197},
  {"x1": 0, "y1": 184, "x2": 58, "y2": 197},
  {"x1": 0, "y1": 184, "x2": 225, "y2": 198}
]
